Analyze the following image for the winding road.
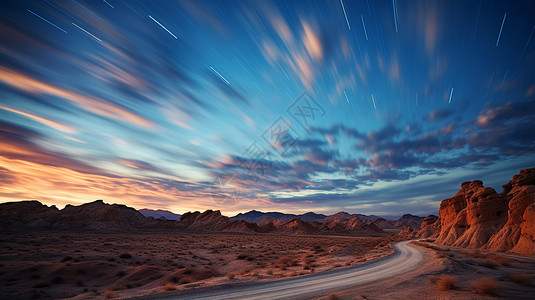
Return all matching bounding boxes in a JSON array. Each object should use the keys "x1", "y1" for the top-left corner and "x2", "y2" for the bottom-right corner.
[{"x1": 139, "y1": 240, "x2": 426, "y2": 300}]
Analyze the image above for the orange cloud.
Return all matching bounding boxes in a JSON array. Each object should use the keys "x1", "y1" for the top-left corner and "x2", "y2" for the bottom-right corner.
[{"x1": 0, "y1": 67, "x2": 153, "y2": 128}]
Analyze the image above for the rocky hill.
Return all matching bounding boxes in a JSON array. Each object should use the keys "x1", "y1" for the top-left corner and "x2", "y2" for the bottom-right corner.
[
  {"x1": 0, "y1": 200, "x2": 178, "y2": 231},
  {"x1": 418, "y1": 167, "x2": 535, "y2": 256}
]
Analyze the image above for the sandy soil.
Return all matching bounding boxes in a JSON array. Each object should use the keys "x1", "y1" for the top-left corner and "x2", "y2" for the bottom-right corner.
[
  {"x1": 0, "y1": 231, "x2": 399, "y2": 299},
  {"x1": 306, "y1": 241, "x2": 535, "y2": 300}
]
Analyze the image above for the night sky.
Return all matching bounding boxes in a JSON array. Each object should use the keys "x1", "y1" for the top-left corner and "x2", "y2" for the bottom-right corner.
[{"x1": 0, "y1": 0, "x2": 534, "y2": 216}]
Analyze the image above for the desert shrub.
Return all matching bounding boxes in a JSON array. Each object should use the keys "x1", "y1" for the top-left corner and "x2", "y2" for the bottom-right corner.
[
  {"x1": 163, "y1": 282, "x2": 175, "y2": 291},
  {"x1": 472, "y1": 277, "x2": 499, "y2": 296},
  {"x1": 277, "y1": 256, "x2": 292, "y2": 267},
  {"x1": 436, "y1": 275, "x2": 456, "y2": 291},
  {"x1": 327, "y1": 292, "x2": 339, "y2": 300},
  {"x1": 119, "y1": 253, "x2": 132, "y2": 259},
  {"x1": 509, "y1": 273, "x2": 533, "y2": 286},
  {"x1": 227, "y1": 273, "x2": 235, "y2": 279},
  {"x1": 237, "y1": 254, "x2": 248, "y2": 260}
]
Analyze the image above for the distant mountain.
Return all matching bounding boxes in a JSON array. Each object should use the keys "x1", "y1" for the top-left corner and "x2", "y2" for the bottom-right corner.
[
  {"x1": 0, "y1": 200, "x2": 179, "y2": 231},
  {"x1": 393, "y1": 214, "x2": 422, "y2": 230},
  {"x1": 139, "y1": 208, "x2": 181, "y2": 221},
  {"x1": 322, "y1": 211, "x2": 353, "y2": 223},
  {"x1": 230, "y1": 210, "x2": 326, "y2": 224}
]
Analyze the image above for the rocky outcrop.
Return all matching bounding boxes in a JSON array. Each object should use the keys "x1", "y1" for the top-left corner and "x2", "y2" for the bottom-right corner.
[
  {"x1": 420, "y1": 167, "x2": 535, "y2": 256},
  {"x1": 275, "y1": 218, "x2": 317, "y2": 234},
  {"x1": 418, "y1": 215, "x2": 439, "y2": 238},
  {"x1": 510, "y1": 203, "x2": 535, "y2": 256},
  {"x1": 178, "y1": 210, "x2": 231, "y2": 231}
]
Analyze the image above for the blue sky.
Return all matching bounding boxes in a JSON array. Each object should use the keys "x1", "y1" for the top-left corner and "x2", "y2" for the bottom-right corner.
[{"x1": 0, "y1": 0, "x2": 534, "y2": 216}]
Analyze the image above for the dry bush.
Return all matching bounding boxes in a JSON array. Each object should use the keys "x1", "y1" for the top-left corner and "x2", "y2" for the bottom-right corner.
[
  {"x1": 327, "y1": 292, "x2": 339, "y2": 300},
  {"x1": 509, "y1": 273, "x2": 533, "y2": 286},
  {"x1": 104, "y1": 290, "x2": 114, "y2": 299},
  {"x1": 436, "y1": 275, "x2": 456, "y2": 291},
  {"x1": 163, "y1": 282, "x2": 176, "y2": 291},
  {"x1": 471, "y1": 277, "x2": 499, "y2": 296},
  {"x1": 226, "y1": 273, "x2": 235, "y2": 279}
]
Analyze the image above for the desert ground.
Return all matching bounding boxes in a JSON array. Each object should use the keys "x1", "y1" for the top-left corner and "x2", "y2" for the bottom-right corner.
[{"x1": 0, "y1": 231, "x2": 399, "y2": 299}]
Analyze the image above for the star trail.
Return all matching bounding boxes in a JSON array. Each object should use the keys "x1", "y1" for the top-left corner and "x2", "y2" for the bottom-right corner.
[{"x1": 0, "y1": 0, "x2": 534, "y2": 216}]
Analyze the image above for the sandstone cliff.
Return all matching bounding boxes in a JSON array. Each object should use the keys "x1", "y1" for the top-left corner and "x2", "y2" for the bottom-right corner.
[{"x1": 419, "y1": 167, "x2": 535, "y2": 256}]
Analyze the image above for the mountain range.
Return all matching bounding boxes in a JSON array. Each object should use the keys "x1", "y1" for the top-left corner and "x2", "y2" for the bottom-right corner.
[
  {"x1": 0, "y1": 201, "x2": 420, "y2": 236},
  {"x1": 1, "y1": 167, "x2": 532, "y2": 255}
]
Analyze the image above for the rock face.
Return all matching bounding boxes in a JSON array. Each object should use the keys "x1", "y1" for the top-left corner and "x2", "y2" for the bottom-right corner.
[
  {"x1": 420, "y1": 167, "x2": 535, "y2": 256},
  {"x1": 418, "y1": 215, "x2": 439, "y2": 238},
  {"x1": 510, "y1": 203, "x2": 535, "y2": 256}
]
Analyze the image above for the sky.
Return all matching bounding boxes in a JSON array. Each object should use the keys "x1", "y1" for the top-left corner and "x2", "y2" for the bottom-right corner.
[{"x1": 0, "y1": 0, "x2": 534, "y2": 217}]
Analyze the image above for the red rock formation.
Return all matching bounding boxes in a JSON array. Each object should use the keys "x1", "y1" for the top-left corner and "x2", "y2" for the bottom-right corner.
[
  {"x1": 510, "y1": 203, "x2": 535, "y2": 256},
  {"x1": 483, "y1": 168, "x2": 535, "y2": 254},
  {"x1": 275, "y1": 218, "x2": 318, "y2": 234},
  {"x1": 417, "y1": 215, "x2": 439, "y2": 238},
  {"x1": 421, "y1": 167, "x2": 535, "y2": 256}
]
